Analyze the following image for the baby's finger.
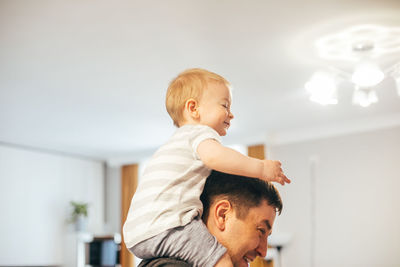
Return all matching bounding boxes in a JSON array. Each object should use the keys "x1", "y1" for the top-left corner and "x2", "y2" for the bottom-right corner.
[{"x1": 282, "y1": 174, "x2": 291, "y2": 184}]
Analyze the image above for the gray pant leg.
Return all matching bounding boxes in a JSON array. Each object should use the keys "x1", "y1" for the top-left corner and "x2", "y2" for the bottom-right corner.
[
  {"x1": 131, "y1": 218, "x2": 227, "y2": 267},
  {"x1": 138, "y1": 258, "x2": 191, "y2": 267}
]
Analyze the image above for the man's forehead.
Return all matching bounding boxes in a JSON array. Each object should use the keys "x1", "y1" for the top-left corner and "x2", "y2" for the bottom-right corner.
[{"x1": 249, "y1": 201, "x2": 276, "y2": 228}]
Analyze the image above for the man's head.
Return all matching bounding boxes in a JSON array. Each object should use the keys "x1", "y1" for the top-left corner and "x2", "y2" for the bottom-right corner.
[
  {"x1": 200, "y1": 171, "x2": 283, "y2": 267},
  {"x1": 166, "y1": 68, "x2": 233, "y2": 134}
]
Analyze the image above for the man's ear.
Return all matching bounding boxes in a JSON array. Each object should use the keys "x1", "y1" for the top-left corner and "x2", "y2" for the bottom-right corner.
[
  {"x1": 213, "y1": 199, "x2": 232, "y2": 231},
  {"x1": 184, "y1": 98, "x2": 200, "y2": 119}
]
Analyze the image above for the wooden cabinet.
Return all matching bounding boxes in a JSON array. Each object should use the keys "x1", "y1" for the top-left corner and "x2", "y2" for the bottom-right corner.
[{"x1": 121, "y1": 164, "x2": 139, "y2": 267}]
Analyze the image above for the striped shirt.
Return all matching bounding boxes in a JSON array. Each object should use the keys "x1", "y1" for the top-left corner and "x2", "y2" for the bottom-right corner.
[{"x1": 123, "y1": 124, "x2": 221, "y2": 248}]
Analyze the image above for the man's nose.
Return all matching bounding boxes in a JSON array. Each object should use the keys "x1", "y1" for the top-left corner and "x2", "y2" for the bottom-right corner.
[
  {"x1": 229, "y1": 110, "x2": 234, "y2": 119},
  {"x1": 256, "y1": 238, "x2": 268, "y2": 258}
]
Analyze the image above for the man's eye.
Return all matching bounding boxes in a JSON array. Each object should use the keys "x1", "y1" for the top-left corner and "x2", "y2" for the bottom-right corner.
[{"x1": 258, "y1": 228, "x2": 266, "y2": 235}]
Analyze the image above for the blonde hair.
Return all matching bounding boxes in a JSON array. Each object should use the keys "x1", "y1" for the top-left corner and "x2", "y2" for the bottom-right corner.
[{"x1": 166, "y1": 68, "x2": 230, "y2": 127}]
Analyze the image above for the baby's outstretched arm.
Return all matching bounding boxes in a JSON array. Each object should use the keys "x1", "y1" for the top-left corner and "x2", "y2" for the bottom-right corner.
[{"x1": 197, "y1": 139, "x2": 291, "y2": 185}]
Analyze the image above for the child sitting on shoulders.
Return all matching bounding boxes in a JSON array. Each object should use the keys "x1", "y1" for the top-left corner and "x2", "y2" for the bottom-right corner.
[{"x1": 123, "y1": 68, "x2": 290, "y2": 267}]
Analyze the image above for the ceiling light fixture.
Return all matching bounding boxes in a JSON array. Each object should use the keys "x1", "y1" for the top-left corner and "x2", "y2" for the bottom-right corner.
[
  {"x1": 305, "y1": 25, "x2": 400, "y2": 107},
  {"x1": 305, "y1": 71, "x2": 338, "y2": 105},
  {"x1": 351, "y1": 61, "x2": 384, "y2": 88},
  {"x1": 352, "y1": 87, "x2": 378, "y2": 107}
]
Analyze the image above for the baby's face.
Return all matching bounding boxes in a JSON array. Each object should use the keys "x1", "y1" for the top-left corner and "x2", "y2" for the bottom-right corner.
[{"x1": 197, "y1": 81, "x2": 234, "y2": 136}]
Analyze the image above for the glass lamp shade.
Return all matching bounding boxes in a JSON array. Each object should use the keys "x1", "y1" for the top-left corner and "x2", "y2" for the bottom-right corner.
[
  {"x1": 352, "y1": 87, "x2": 378, "y2": 107},
  {"x1": 305, "y1": 71, "x2": 338, "y2": 105},
  {"x1": 351, "y1": 62, "x2": 384, "y2": 87}
]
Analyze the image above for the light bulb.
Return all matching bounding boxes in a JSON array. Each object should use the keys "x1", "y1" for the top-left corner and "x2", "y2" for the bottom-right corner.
[
  {"x1": 352, "y1": 87, "x2": 378, "y2": 107},
  {"x1": 305, "y1": 71, "x2": 338, "y2": 105},
  {"x1": 351, "y1": 62, "x2": 384, "y2": 87}
]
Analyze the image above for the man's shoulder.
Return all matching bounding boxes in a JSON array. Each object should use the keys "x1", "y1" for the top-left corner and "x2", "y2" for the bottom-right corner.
[{"x1": 138, "y1": 258, "x2": 191, "y2": 267}]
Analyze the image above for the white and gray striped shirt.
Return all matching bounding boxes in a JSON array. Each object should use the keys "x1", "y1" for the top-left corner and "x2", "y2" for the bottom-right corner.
[{"x1": 123, "y1": 124, "x2": 221, "y2": 248}]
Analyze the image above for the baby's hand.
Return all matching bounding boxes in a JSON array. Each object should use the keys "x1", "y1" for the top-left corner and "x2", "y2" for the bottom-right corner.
[{"x1": 262, "y1": 160, "x2": 291, "y2": 185}]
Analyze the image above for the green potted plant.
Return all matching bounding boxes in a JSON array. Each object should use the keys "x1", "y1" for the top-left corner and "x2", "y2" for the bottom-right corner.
[{"x1": 70, "y1": 201, "x2": 88, "y2": 232}]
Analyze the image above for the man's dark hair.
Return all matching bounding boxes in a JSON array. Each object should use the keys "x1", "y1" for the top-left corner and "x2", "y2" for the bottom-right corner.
[{"x1": 200, "y1": 170, "x2": 283, "y2": 221}]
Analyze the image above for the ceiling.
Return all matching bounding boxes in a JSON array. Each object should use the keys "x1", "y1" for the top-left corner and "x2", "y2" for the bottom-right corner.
[{"x1": 1, "y1": 0, "x2": 400, "y2": 163}]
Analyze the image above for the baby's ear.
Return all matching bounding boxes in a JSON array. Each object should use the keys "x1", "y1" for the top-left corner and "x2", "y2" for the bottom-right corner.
[{"x1": 185, "y1": 98, "x2": 200, "y2": 119}]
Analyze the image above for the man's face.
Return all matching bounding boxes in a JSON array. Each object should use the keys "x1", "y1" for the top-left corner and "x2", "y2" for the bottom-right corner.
[{"x1": 222, "y1": 200, "x2": 276, "y2": 267}]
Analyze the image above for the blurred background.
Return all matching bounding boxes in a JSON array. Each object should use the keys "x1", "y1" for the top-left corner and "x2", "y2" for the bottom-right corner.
[{"x1": 0, "y1": 1, "x2": 399, "y2": 267}]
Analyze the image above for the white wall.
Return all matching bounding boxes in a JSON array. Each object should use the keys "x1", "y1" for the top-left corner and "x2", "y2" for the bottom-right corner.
[
  {"x1": 105, "y1": 165, "x2": 121, "y2": 234},
  {"x1": 270, "y1": 126, "x2": 400, "y2": 267},
  {"x1": 0, "y1": 145, "x2": 105, "y2": 266}
]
